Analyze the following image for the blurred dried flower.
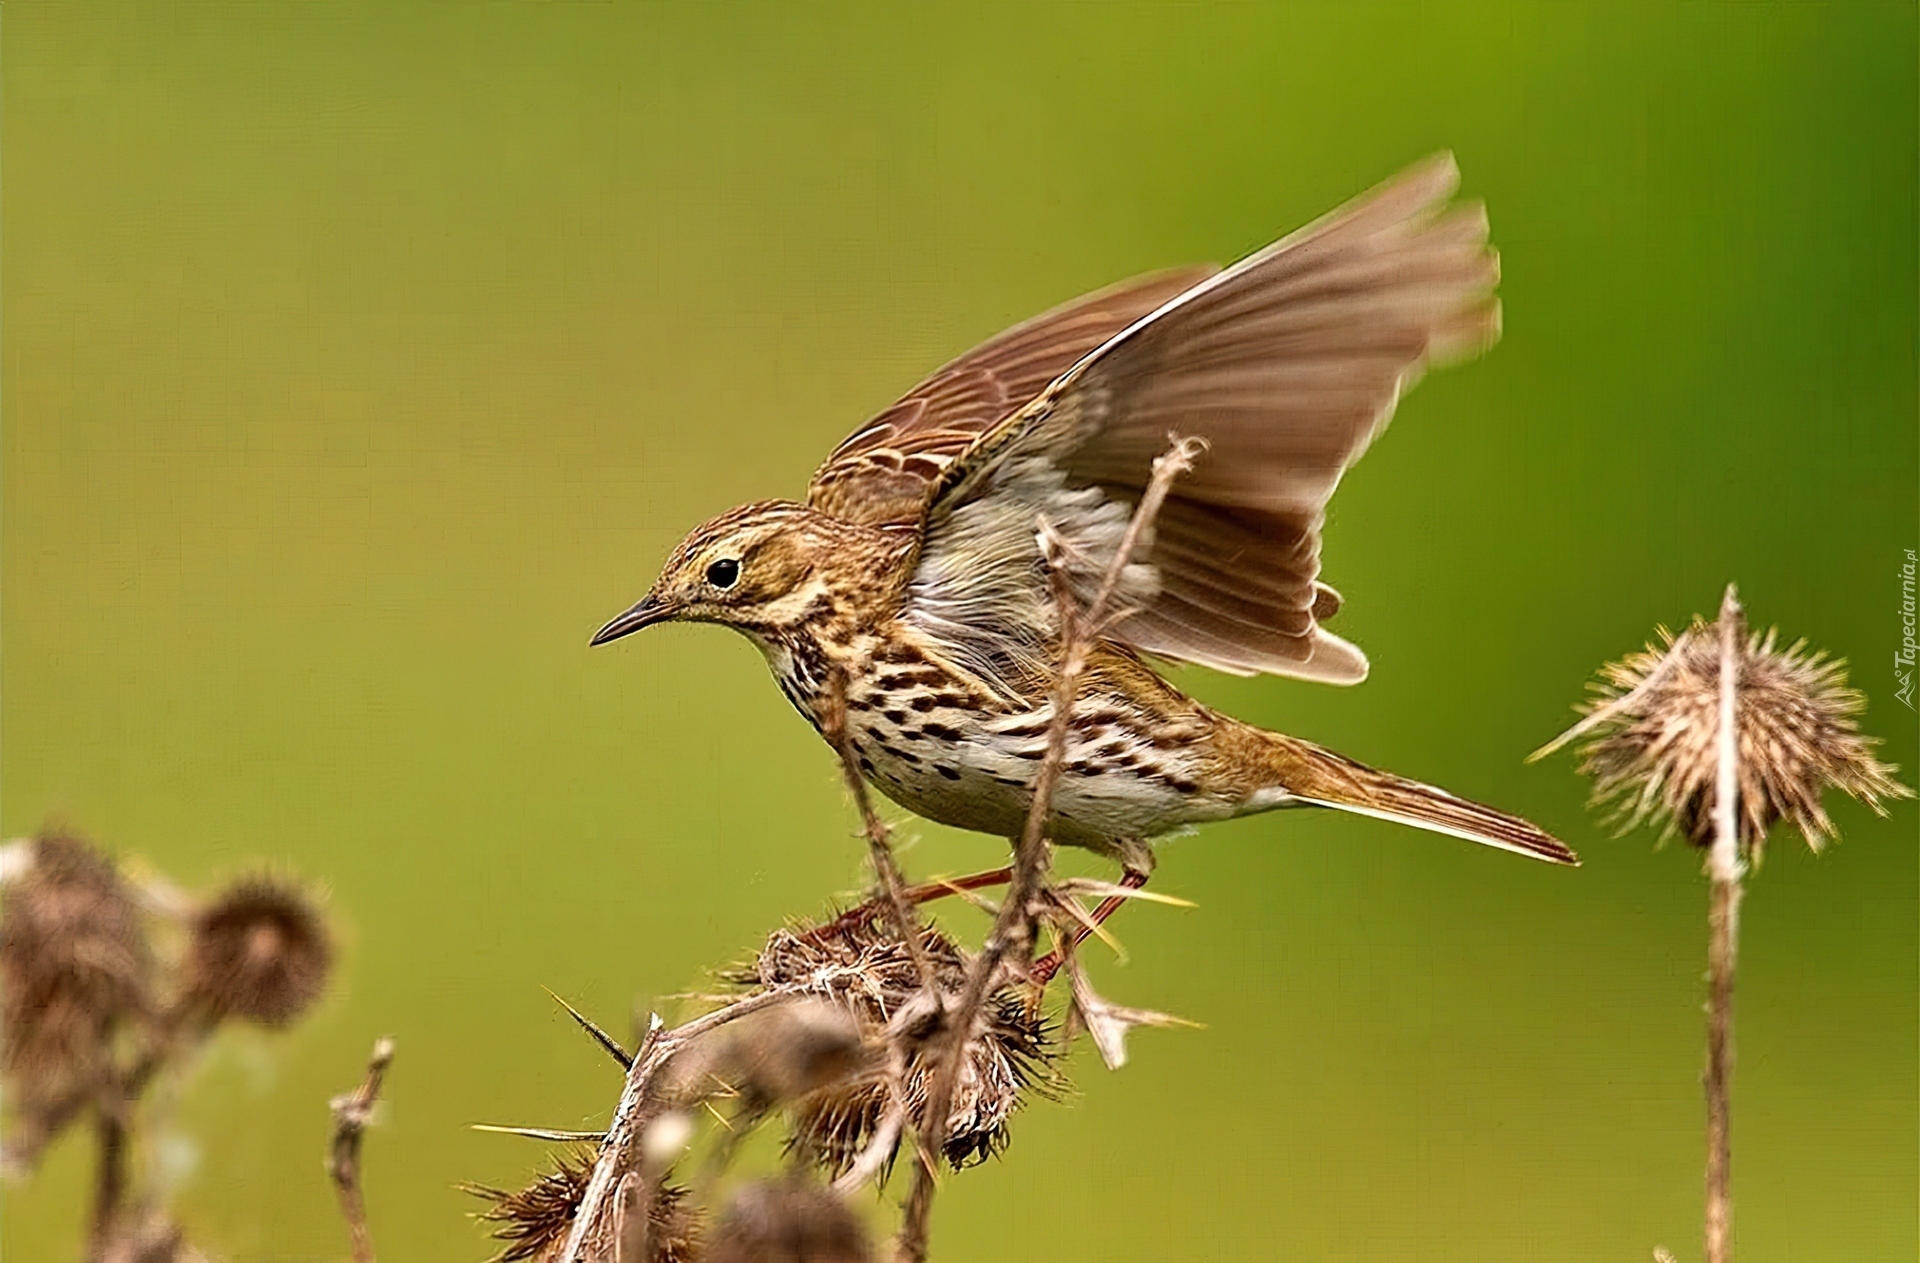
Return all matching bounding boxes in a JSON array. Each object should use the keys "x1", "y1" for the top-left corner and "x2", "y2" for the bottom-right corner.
[
  {"x1": 735, "y1": 913, "x2": 1057, "y2": 1175},
  {"x1": 2, "y1": 830, "x2": 151, "y2": 1159},
  {"x1": 95, "y1": 1211, "x2": 212, "y2": 1263},
  {"x1": 1545, "y1": 614, "x2": 1911, "y2": 861},
  {"x1": 181, "y1": 876, "x2": 332, "y2": 1027},
  {"x1": 465, "y1": 1150, "x2": 697, "y2": 1263},
  {"x1": 687, "y1": 999, "x2": 871, "y2": 1116},
  {"x1": 706, "y1": 1178, "x2": 872, "y2": 1263}
]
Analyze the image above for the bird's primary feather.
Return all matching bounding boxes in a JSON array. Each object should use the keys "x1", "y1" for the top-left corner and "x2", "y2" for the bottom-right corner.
[{"x1": 912, "y1": 152, "x2": 1497, "y2": 684}]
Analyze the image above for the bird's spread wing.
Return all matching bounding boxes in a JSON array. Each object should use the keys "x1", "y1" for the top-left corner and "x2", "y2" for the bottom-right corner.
[
  {"x1": 906, "y1": 153, "x2": 1499, "y2": 688},
  {"x1": 805, "y1": 267, "x2": 1219, "y2": 529}
]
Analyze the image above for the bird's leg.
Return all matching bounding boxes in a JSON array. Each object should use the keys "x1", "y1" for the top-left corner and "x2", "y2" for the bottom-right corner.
[
  {"x1": 802, "y1": 865, "x2": 1016, "y2": 944},
  {"x1": 1029, "y1": 862, "x2": 1152, "y2": 988},
  {"x1": 899, "y1": 865, "x2": 1015, "y2": 906}
]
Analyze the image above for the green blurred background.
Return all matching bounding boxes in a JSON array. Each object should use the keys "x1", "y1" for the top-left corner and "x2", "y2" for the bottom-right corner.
[{"x1": 6, "y1": 4, "x2": 1915, "y2": 1260}]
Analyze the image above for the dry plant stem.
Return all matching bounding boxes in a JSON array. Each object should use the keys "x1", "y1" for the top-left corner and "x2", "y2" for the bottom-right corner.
[
  {"x1": 560, "y1": 1015, "x2": 669, "y2": 1263},
  {"x1": 1705, "y1": 587, "x2": 1745, "y2": 1263},
  {"x1": 87, "y1": 1094, "x2": 129, "y2": 1263},
  {"x1": 612, "y1": 1171, "x2": 647, "y2": 1263},
  {"x1": 896, "y1": 436, "x2": 1202, "y2": 1263},
  {"x1": 824, "y1": 669, "x2": 938, "y2": 993},
  {"x1": 328, "y1": 1037, "x2": 396, "y2": 1263},
  {"x1": 85, "y1": 1024, "x2": 189, "y2": 1256},
  {"x1": 559, "y1": 989, "x2": 797, "y2": 1262}
]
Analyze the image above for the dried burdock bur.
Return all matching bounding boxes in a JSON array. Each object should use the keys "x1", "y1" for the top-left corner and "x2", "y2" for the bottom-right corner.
[
  {"x1": 2, "y1": 830, "x2": 152, "y2": 1161},
  {"x1": 1550, "y1": 616, "x2": 1911, "y2": 861},
  {"x1": 465, "y1": 1150, "x2": 698, "y2": 1263},
  {"x1": 734, "y1": 914, "x2": 1059, "y2": 1176},
  {"x1": 707, "y1": 1177, "x2": 873, "y2": 1263},
  {"x1": 180, "y1": 875, "x2": 332, "y2": 1027}
]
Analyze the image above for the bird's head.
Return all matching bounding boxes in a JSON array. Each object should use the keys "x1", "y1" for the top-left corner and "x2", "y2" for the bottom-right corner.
[{"x1": 591, "y1": 500, "x2": 898, "y2": 648}]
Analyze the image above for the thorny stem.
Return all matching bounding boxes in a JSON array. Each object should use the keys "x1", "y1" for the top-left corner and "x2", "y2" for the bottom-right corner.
[
  {"x1": 896, "y1": 436, "x2": 1202, "y2": 1263},
  {"x1": 611, "y1": 1172, "x2": 647, "y2": 1263},
  {"x1": 559, "y1": 989, "x2": 800, "y2": 1262},
  {"x1": 560, "y1": 1016, "x2": 670, "y2": 1263},
  {"x1": 823, "y1": 668, "x2": 939, "y2": 994},
  {"x1": 327, "y1": 1037, "x2": 396, "y2": 1263},
  {"x1": 1705, "y1": 586, "x2": 1744, "y2": 1263}
]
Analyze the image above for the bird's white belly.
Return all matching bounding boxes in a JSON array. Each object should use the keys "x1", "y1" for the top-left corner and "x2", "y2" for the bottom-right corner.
[
  {"x1": 755, "y1": 636, "x2": 1241, "y2": 848},
  {"x1": 843, "y1": 694, "x2": 1239, "y2": 848}
]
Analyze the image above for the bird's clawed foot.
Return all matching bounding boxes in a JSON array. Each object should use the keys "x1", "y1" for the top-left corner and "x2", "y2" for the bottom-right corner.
[{"x1": 1029, "y1": 865, "x2": 1152, "y2": 988}]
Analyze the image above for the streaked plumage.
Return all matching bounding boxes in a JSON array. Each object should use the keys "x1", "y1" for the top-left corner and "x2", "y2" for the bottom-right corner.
[{"x1": 594, "y1": 154, "x2": 1576, "y2": 870}]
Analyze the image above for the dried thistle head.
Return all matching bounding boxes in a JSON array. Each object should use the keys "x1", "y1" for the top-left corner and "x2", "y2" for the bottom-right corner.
[
  {"x1": 1553, "y1": 602, "x2": 1911, "y2": 862},
  {"x1": 180, "y1": 876, "x2": 332, "y2": 1028},
  {"x1": 2, "y1": 830, "x2": 151, "y2": 1157},
  {"x1": 735, "y1": 912, "x2": 1058, "y2": 1176},
  {"x1": 466, "y1": 1148, "x2": 593, "y2": 1263},
  {"x1": 706, "y1": 1177, "x2": 873, "y2": 1263},
  {"x1": 465, "y1": 1150, "x2": 699, "y2": 1263}
]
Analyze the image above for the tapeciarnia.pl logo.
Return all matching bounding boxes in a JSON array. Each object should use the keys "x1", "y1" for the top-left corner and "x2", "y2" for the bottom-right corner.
[{"x1": 1899, "y1": 548, "x2": 1916, "y2": 709}]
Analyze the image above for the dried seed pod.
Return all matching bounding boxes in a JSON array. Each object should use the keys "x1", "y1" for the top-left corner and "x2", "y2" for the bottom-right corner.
[
  {"x1": 2, "y1": 830, "x2": 151, "y2": 1162},
  {"x1": 736, "y1": 912, "x2": 1057, "y2": 1176},
  {"x1": 706, "y1": 1177, "x2": 872, "y2": 1263},
  {"x1": 180, "y1": 876, "x2": 332, "y2": 1028},
  {"x1": 1560, "y1": 614, "x2": 1911, "y2": 861}
]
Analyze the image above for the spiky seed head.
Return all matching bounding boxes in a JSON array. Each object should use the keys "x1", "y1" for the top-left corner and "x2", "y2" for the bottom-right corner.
[
  {"x1": 1567, "y1": 612, "x2": 1911, "y2": 862},
  {"x1": 181, "y1": 876, "x2": 332, "y2": 1028},
  {"x1": 464, "y1": 1152, "x2": 698, "y2": 1263},
  {"x1": 706, "y1": 1177, "x2": 873, "y2": 1263},
  {"x1": 2, "y1": 830, "x2": 151, "y2": 1162},
  {"x1": 732, "y1": 912, "x2": 1058, "y2": 1176}
]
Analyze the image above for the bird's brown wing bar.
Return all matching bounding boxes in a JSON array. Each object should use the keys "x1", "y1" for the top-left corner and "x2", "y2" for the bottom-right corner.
[
  {"x1": 804, "y1": 266, "x2": 1218, "y2": 529},
  {"x1": 921, "y1": 152, "x2": 1499, "y2": 684}
]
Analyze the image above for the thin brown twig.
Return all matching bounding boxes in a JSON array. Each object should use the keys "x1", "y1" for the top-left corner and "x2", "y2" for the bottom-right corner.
[
  {"x1": 822, "y1": 668, "x2": 938, "y2": 994},
  {"x1": 1704, "y1": 585, "x2": 1744, "y2": 1263},
  {"x1": 327, "y1": 1036, "x2": 396, "y2": 1263},
  {"x1": 896, "y1": 435, "x2": 1203, "y2": 1263},
  {"x1": 86, "y1": 1090, "x2": 130, "y2": 1263}
]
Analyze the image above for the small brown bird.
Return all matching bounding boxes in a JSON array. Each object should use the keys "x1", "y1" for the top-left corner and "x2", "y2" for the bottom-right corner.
[{"x1": 594, "y1": 154, "x2": 1576, "y2": 886}]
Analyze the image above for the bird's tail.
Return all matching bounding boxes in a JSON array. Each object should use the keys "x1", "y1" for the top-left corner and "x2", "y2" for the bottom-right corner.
[{"x1": 1256, "y1": 734, "x2": 1579, "y2": 865}]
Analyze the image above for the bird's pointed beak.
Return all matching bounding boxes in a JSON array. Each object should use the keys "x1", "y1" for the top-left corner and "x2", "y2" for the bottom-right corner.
[{"x1": 590, "y1": 595, "x2": 675, "y2": 646}]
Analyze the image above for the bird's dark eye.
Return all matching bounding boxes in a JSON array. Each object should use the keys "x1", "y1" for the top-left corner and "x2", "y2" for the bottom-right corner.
[{"x1": 706, "y1": 558, "x2": 741, "y2": 589}]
